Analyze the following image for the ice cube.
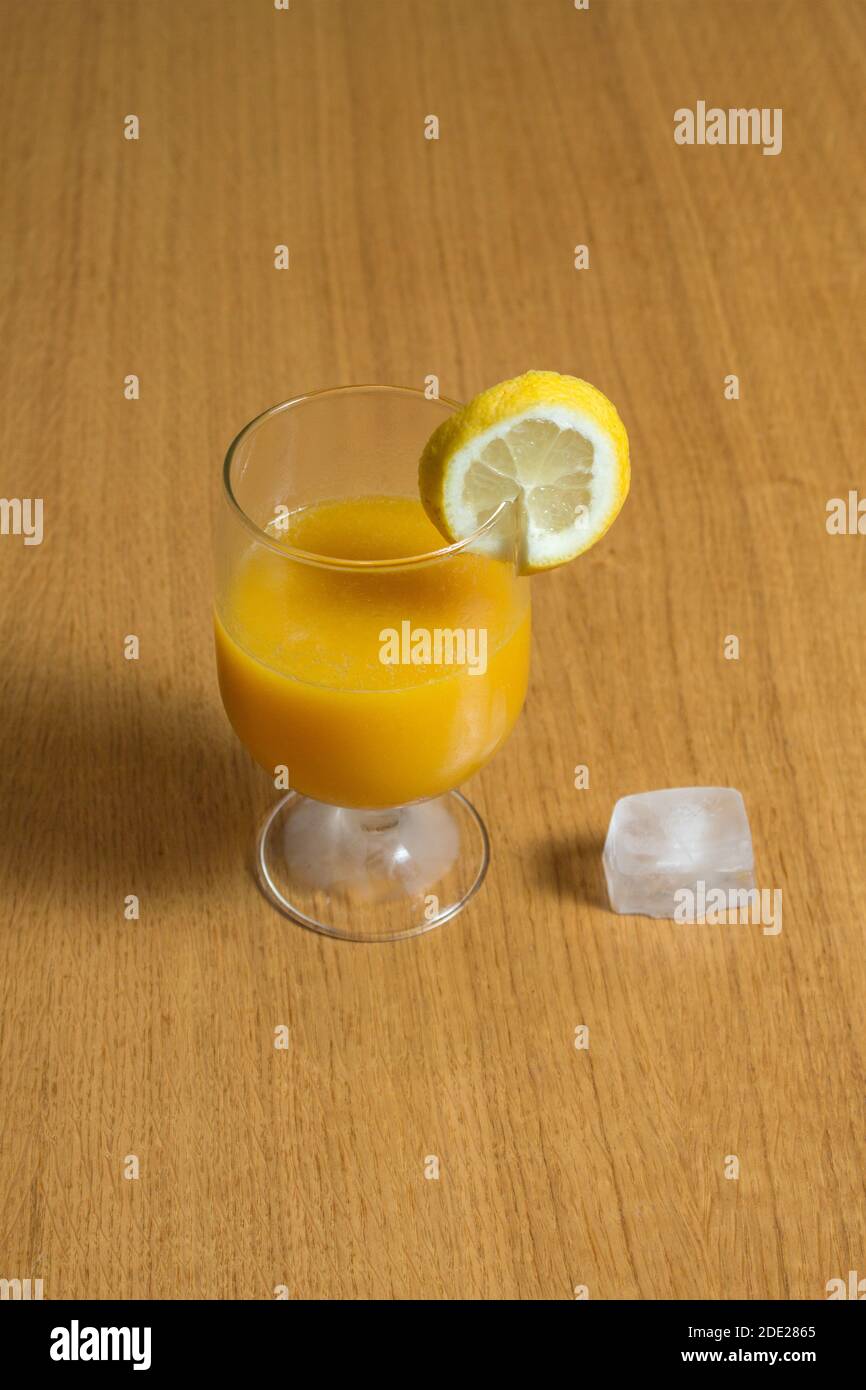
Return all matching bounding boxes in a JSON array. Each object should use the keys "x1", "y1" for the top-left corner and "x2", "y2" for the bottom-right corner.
[{"x1": 602, "y1": 787, "x2": 755, "y2": 918}]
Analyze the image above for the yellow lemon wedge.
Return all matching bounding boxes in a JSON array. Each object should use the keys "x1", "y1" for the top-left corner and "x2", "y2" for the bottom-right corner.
[{"x1": 419, "y1": 370, "x2": 630, "y2": 573}]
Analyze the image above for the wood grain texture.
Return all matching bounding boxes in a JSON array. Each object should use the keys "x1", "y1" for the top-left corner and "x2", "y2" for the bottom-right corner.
[{"x1": 1, "y1": 0, "x2": 865, "y2": 1301}]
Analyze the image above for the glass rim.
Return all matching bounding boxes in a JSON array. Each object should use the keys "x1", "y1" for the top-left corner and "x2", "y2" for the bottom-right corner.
[{"x1": 221, "y1": 383, "x2": 514, "y2": 571}]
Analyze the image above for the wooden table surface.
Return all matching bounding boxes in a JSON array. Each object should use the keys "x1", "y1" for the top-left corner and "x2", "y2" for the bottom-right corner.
[{"x1": 2, "y1": 0, "x2": 865, "y2": 1302}]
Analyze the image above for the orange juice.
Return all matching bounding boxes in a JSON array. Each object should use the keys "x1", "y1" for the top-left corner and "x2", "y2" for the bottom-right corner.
[{"x1": 214, "y1": 495, "x2": 530, "y2": 807}]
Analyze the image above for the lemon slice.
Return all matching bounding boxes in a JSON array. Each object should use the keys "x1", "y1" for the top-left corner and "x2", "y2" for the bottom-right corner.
[{"x1": 419, "y1": 370, "x2": 630, "y2": 573}]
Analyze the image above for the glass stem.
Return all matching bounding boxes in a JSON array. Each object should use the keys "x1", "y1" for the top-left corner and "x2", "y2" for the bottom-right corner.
[{"x1": 358, "y1": 809, "x2": 402, "y2": 834}]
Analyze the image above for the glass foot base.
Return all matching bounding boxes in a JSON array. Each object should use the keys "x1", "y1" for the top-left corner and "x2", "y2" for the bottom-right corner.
[{"x1": 255, "y1": 790, "x2": 490, "y2": 941}]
